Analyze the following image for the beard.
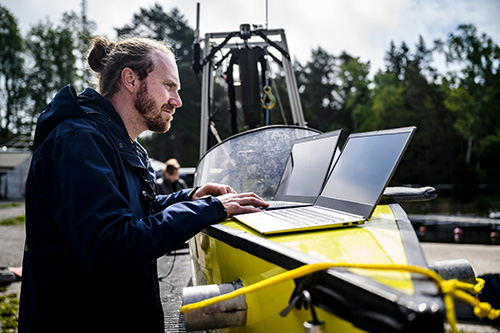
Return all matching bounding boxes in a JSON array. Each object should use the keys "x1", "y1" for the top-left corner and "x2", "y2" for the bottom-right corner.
[{"x1": 134, "y1": 81, "x2": 172, "y2": 133}]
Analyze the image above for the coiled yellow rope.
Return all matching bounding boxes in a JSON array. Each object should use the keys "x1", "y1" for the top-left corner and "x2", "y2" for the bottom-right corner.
[
  {"x1": 180, "y1": 262, "x2": 499, "y2": 332},
  {"x1": 261, "y1": 85, "x2": 276, "y2": 109}
]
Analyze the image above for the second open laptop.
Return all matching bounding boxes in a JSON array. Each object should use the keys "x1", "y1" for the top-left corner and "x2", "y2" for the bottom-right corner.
[
  {"x1": 266, "y1": 129, "x2": 342, "y2": 209},
  {"x1": 234, "y1": 126, "x2": 416, "y2": 234}
]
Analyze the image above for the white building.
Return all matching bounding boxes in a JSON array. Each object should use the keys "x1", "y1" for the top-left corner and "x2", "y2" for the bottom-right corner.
[{"x1": 0, "y1": 150, "x2": 32, "y2": 200}]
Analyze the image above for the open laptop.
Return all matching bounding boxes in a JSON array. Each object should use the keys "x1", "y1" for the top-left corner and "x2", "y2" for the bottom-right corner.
[
  {"x1": 266, "y1": 129, "x2": 342, "y2": 209},
  {"x1": 234, "y1": 126, "x2": 416, "y2": 234}
]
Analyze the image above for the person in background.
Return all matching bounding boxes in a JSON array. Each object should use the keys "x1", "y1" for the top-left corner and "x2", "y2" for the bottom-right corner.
[
  {"x1": 156, "y1": 158, "x2": 188, "y2": 194},
  {"x1": 18, "y1": 36, "x2": 268, "y2": 333}
]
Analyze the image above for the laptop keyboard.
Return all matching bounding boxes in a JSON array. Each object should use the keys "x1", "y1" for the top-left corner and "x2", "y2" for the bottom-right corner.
[
  {"x1": 268, "y1": 201, "x2": 296, "y2": 208},
  {"x1": 267, "y1": 201, "x2": 307, "y2": 208},
  {"x1": 265, "y1": 206, "x2": 356, "y2": 226}
]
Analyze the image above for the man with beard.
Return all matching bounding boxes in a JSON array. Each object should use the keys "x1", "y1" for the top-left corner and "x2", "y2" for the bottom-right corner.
[{"x1": 19, "y1": 36, "x2": 268, "y2": 332}]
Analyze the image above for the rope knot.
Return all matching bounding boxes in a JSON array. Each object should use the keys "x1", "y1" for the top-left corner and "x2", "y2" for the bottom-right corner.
[
  {"x1": 440, "y1": 279, "x2": 458, "y2": 294},
  {"x1": 471, "y1": 278, "x2": 485, "y2": 294},
  {"x1": 473, "y1": 302, "x2": 500, "y2": 320}
]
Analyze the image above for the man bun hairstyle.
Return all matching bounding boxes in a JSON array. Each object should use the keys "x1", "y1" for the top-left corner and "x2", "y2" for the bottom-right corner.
[
  {"x1": 87, "y1": 36, "x2": 175, "y2": 97},
  {"x1": 88, "y1": 37, "x2": 117, "y2": 73}
]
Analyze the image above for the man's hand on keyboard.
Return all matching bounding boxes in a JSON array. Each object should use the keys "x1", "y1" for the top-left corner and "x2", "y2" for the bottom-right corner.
[{"x1": 217, "y1": 192, "x2": 269, "y2": 218}]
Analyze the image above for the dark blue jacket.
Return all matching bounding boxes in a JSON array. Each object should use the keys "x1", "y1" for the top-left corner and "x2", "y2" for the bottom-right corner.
[{"x1": 19, "y1": 86, "x2": 227, "y2": 332}]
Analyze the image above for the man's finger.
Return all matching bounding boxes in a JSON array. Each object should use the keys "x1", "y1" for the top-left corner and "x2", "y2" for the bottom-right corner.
[
  {"x1": 221, "y1": 186, "x2": 236, "y2": 195},
  {"x1": 227, "y1": 193, "x2": 268, "y2": 208}
]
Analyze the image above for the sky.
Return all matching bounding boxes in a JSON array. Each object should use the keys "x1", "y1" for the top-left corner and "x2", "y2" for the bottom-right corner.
[{"x1": 3, "y1": 0, "x2": 500, "y2": 75}]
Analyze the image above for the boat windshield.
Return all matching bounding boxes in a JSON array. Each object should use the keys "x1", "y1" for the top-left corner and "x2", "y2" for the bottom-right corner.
[{"x1": 194, "y1": 126, "x2": 320, "y2": 199}]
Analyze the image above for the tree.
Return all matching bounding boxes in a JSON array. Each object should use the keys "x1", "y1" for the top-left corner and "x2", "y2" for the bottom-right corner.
[
  {"x1": 413, "y1": 35, "x2": 438, "y2": 82},
  {"x1": 436, "y1": 24, "x2": 500, "y2": 171},
  {"x1": 336, "y1": 52, "x2": 372, "y2": 133},
  {"x1": 116, "y1": 4, "x2": 194, "y2": 63},
  {"x1": 370, "y1": 71, "x2": 406, "y2": 130},
  {"x1": 295, "y1": 49, "x2": 373, "y2": 133},
  {"x1": 385, "y1": 40, "x2": 409, "y2": 81},
  {"x1": 24, "y1": 10, "x2": 97, "y2": 130},
  {"x1": 24, "y1": 17, "x2": 78, "y2": 129},
  {"x1": 374, "y1": 37, "x2": 459, "y2": 188},
  {"x1": 295, "y1": 47, "x2": 339, "y2": 132},
  {"x1": 0, "y1": 5, "x2": 27, "y2": 139},
  {"x1": 59, "y1": 11, "x2": 97, "y2": 92}
]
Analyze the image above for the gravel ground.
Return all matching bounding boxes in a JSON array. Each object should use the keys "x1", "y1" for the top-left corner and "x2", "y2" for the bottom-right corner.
[
  {"x1": 421, "y1": 242, "x2": 500, "y2": 276},
  {"x1": 1, "y1": 202, "x2": 499, "y2": 332},
  {"x1": 158, "y1": 248, "x2": 193, "y2": 332}
]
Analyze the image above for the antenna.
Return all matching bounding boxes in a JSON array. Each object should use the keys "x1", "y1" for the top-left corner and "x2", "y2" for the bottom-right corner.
[
  {"x1": 81, "y1": 0, "x2": 87, "y2": 32},
  {"x1": 266, "y1": 0, "x2": 269, "y2": 30},
  {"x1": 192, "y1": 1, "x2": 201, "y2": 74},
  {"x1": 194, "y1": 1, "x2": 200, "y2": 43}
]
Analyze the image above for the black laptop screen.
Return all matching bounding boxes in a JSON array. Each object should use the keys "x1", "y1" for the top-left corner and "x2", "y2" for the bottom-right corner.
[
  {"x1": 275, "y1": 132, "x2": 340, "y2": 199},
  {"x1": 319, "y1": 130, "x2": 413, "y2": 213}
]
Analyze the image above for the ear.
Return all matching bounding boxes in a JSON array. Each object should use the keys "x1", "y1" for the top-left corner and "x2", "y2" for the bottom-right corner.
[{"x1": 121, "y1": 67, "x2": 138, "y2": 94}]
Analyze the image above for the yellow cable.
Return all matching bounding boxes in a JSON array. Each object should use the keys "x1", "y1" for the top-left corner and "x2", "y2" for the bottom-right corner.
[
  {"x1": 181, "y1": 262, "x2": 334, "y2": 313},
  {"x1": 180, "y1": 262, "x2": 499, "y2": 333}
]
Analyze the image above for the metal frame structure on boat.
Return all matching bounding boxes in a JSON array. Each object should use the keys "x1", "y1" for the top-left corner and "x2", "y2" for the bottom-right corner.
[{"x1": 196, "y1": 27, "x2": 307, "y2": 158}]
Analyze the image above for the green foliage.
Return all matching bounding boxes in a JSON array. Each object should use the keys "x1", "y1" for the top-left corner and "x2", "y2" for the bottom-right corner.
[
  {"x1": 295, "y1": 47, "x2": 339, "y2": 132},
  {"x1": 0, "y1": 5, "x2": 27, "y2": 139},
  {"x1": 435, "y1": 24, "x2": 500, "y2": 188},
  {"x1": 0, "y1": 287, "x2": 19, "y2": 333},
  {"x1": 0, "y1": 203, "x2": 22, "y2": 209},
  {"x1": 338, "y1": 53, "x2": 372, "y2": 133},
  {"x1": 60, "y1": 11, "x2": 97, "y2": 92},
  {"x1": 445, "y1": 86, "x2": 475, "y2": 138},
  {"x1": 371, "y1": 71, "x2": 406, "y2": 130},
  {"x1": 294, "y1": 25, "x2": 500, "y2": 195},
  {"x1": 0, "y1": 215, "x2": 25, "y2": 226},
  {"x1": 116, "y1": 4, "x2": 194, "y2": 63},
  {"x1": 25, "y1": 18, "x2": 77, "y2": 116},
  {"x1": 0, "y1": 5, "x2": 98, "y2": 144}
]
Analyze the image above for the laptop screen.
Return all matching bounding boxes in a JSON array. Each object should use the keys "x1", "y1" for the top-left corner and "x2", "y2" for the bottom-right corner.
[
  {"x1": 316, "y1": 127, "x2": 416, "y2": 217},
  {"x1": 274, "y1": 130, "x2": 341, "y2": 203}
]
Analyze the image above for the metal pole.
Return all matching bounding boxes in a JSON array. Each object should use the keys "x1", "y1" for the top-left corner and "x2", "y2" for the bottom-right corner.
[
  {"x1": 280, "y1": 31, "x2": 306, "y2": 126},
  {"x1": 199, "y1": 34, "x2": 211, "y2": 158}
]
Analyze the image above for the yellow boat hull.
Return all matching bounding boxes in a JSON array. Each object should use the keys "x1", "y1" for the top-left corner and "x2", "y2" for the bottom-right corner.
[{"x1": 188, "y1": 204, "x2": 444, "y2": 332}]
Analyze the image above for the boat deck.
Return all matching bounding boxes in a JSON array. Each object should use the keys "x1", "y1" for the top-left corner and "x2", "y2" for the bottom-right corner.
[{"x1": 159, "y1": 240, "x2": 500, "y2": 333}]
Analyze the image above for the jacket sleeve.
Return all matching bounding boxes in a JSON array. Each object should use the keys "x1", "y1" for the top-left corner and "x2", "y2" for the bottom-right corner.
[
  {"x1": 37, "y1": 126, "x2": 227, "y2": 276},
  {"x1": 153, "y1": 188, "x2": 191, "y2": 211}
]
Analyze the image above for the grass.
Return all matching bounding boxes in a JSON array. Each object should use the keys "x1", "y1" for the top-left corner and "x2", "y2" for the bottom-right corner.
[
  {"x1": 0, "y1": 216, "x2": 25, "y2": 226},
  {"x1": 0, "y1": 203, "x2": 23, "y2": 331},
  {"x1": 0, "y1": 287, "x2": 18, "y2": 333},
  {"x1": 0, "y1": 202, "x2": 25, "y2": 226},
  {"x1": 0, "y1": 203, "x2": 22, "y2": 209},
  {"x1": 0, "y1": 202, "x2": 23, "y2": 331}
]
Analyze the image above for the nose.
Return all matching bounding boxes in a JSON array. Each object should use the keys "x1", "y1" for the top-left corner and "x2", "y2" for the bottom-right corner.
[{"x1": 170, "y1": 92, "x2": 182, "y2": 108}]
